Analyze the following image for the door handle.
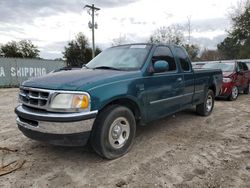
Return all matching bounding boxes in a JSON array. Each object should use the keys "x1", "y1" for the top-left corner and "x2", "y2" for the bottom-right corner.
[{"x1": 177, "y1": 77, "x2": 182, "y2": 82}]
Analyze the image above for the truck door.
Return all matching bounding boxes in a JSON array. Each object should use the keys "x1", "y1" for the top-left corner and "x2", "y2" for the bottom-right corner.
[
  {"x1": 175, "y1": 47, "x2": 194, "y2": 109},
  {"x1": 241, "y1": 62, "x2": 250, "y2": 88},
  {"x1": 236, "y1": 62, "x2": 246, "y2": 89},
  {"x1": 144, "y1": 46, "x2": 184, "y2": 121}
]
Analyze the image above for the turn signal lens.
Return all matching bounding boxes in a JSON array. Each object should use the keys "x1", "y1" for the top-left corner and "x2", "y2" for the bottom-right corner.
[{"x1": 72, "y1": 95, "x2": 89, "y2": 109}]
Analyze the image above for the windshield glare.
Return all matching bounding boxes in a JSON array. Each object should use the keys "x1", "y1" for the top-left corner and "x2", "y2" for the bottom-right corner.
[
  {"x1": 86, "y1": 44, "x2": 151, "y2": 70},
  {"x1": 203, "y1": 62, "x2": 235, "y2": 72}
]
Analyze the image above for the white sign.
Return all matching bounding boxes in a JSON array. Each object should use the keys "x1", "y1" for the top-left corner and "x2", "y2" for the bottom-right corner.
[
  {"x1": 0, "y1": 67, "x2": 47, "y2": 78},
  {"x1": 0, "y1": 67, "x2": 5, "y2": 77}
]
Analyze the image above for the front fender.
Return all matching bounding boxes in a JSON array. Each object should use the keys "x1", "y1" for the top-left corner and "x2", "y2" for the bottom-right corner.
[{"x1": 87, "y1": 77, "x2": 147, "y2": 121}]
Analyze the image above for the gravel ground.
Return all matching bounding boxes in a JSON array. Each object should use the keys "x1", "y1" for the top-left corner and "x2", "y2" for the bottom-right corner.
[{"x1": 0, "y1": 88, "x2": 250, "y2": 188}]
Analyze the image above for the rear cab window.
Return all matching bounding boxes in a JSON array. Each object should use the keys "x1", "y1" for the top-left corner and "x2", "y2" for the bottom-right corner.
[
  {"x1": 245, "y1": 62, "x2": 250, "y2": 70},
  {"x1": 241, "y1": 62, "x2": 249, "y2": 71},
  {"x1": 237, "y1": 62, "x2": 244, "y2": 72},
  {"x1": 175, "y1": 47, "x2": 191, "y2": 72}
]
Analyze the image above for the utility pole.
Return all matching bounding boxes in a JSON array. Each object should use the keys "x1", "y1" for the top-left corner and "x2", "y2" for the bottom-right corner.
[
  {"x1": 84, "y1": 4, "x2": 100, "y2": 59},
  {"x1": 187, "y1": 15, "x2": 192, "y2": 45}
]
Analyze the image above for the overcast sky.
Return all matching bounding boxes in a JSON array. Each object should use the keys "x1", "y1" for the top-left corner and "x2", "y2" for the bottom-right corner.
[{"x1": 0, "y1": 0, "x2": 239, "y2": 59}]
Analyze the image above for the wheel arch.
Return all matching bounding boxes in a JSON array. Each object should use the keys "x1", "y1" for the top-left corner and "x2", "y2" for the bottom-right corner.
[
  {"x1": 98, "y1": 97, "x2": 143, "y2": 124},
  {"x1": 208, "y1": 84, "x2": 216, "y2": 95}
]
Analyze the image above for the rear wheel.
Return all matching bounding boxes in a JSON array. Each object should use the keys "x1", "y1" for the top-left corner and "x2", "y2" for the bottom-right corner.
[
  {"x1": 243, "y1": 83, "x2": 249, "y2": 94},
  {"x1": 90, "y1": 105, "x2": 136, "y2": 159},
  {"x1": 228, "y1": 86, "x2": 238, "y2": 101},
  {"x1": 196, "y1": 89, "x2": 215, "y2": 116}
]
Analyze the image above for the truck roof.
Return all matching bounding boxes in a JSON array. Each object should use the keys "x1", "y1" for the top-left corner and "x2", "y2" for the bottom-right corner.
[{"x1": 112, "y1": 43, "x2": 181, "y2": 48}]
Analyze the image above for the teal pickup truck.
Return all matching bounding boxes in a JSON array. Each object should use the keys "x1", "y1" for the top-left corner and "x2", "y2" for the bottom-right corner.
[{"x1": 15, "y1": 44, "x2": 222, "y2": 159}]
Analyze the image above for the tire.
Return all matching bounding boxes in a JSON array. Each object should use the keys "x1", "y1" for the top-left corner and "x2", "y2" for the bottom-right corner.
[
  {"x1": 196, "y1": 89, "x2": 215, "y2": 116},
  {"x1": 228, "y1": 86, "x2": 239, "y2": 101},
  {"x1": 90, "y1": 105, "x2": 136, "y2": 159},
  {"x1": 243, "y1": 84, "x2": 249, "y2": 94}
]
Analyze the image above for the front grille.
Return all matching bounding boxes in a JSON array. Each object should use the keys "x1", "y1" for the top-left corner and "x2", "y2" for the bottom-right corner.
[{"x1": 19, "y1": 87, "x2": 51, "y2": 110}]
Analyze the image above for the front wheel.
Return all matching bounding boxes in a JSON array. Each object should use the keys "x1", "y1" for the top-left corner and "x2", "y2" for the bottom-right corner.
[
  {"x1": 196, "y1": 89, "x2": 215, "y2": 116},
  {"x1": 228, "y1": 86, "x2": 238, "y2": 101},
  {"x1": 90, "y1": 105, "x2": 136, "y2": 159}
]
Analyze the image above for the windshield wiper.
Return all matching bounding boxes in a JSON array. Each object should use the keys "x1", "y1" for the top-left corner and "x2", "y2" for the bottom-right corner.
[
  {"x1": 82, "y1": 64, "x2": 89, "y2": 69},
  {"x1": 93, "y1": 66, "x2": 121, "y2": 70}
]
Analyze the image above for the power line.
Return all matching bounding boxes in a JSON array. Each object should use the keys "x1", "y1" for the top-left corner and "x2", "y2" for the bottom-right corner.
[{"x1": 84, "y1": 4, "x2": 100, "y2": 59}]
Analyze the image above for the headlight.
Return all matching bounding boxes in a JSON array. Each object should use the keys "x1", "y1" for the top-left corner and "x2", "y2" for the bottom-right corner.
[
  {"x1": 223, "y1": 78, "x2": 232, "y2": 83},
  {"x1": 50, "y1": 93, "x2": 90, "y2": 112}
]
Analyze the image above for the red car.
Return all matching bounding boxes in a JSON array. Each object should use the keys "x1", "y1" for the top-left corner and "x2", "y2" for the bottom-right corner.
[{"x1": 203, "y1": 60, "x2": 250, "y2": 100}]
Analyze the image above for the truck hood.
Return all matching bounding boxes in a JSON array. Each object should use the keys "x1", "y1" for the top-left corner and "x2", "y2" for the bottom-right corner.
[{"x1": 22, "y1": 68, "x2": 138, "y2": 91}]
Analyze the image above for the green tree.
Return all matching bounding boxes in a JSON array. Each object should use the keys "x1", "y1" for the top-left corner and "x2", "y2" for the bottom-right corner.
[
  {"x1": 19, "y1": 40, "x2": 40, "y2": 58},
  {"x1": 1, "y1": 41, "x2": 22, "y2": 58},
  {"x1": 218, "y1": 1, "x2": 250, "y2": 59},
  {"x1": 217, "y1": 37, "x2": 239, "y2": 59},
  {"x1": 0, "y1": 40, "x2": 39, "y2": 58},
  {"x1": 63, "y1": 32, "x2": 101, "y2": 67}
]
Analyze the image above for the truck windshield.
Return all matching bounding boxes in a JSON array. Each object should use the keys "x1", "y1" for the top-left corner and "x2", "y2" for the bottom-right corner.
[
  {"x1": 86, "y1": 44, "x2": 151, "y2": 70},
  {"x1": 203, "y1": 62, "x2": 235, "y2": 72}
]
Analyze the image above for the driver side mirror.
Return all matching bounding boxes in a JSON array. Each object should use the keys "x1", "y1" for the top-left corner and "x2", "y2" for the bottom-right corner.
[
  {"x1": 153, "y1": 60, "x2": 169, "y2": 73},
  {"x1": 236, "y1": 68, "x2": 244, "y2": 75}
]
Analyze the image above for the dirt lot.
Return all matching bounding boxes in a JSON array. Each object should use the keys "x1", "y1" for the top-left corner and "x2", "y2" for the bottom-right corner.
[{"x1": 0, "y1": 88, "x2": 250, "y2": 188}]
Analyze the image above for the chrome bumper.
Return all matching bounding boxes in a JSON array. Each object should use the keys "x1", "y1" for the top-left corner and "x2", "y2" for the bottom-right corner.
[
  {"x1": 15, "y1": 105, "x2": 98, "y2": 135},
  {"x1": 16, "y1": 117, "x2": 95, "y2": 134}
]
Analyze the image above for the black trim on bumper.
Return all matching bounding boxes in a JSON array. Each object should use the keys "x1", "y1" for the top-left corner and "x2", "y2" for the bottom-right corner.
[
  {"x1": 15, "y1": 105, "x2": 97, "y2": 122},
  {"x1": 18, "y1": 125, "x2": 91, "y2": 146},
  {"x1": 216, "y1": 94, "x2": 230, "y2": 99}
]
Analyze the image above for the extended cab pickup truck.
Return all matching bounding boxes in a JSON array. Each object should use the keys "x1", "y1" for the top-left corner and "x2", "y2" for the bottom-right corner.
[{"x1": 15, "y1": 44, "x2": 222, "y2": 159}]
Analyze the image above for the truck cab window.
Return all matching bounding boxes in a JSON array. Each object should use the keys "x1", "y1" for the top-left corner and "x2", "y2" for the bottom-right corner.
[
  {"x1": 176, "y1": 47, "x2": 191, "y2": 71},
  {"x1": 246, "y1": 62, "x2": 250, "y2": 70},
  {"x1": 241, "y1": 62, "x2": 248, "y2": 71},
  {"x1": 152, "y1": 46, "x2": 176, "y2": 71},
  {"x1": 237, "y1": 62, "x2": 244, "y2": 71}
]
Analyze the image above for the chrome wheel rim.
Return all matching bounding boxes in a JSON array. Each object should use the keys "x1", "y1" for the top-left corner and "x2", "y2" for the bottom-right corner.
[
  {"x1": 232, "y1": 86, "x2": 238, "y2": 99},
  {"x1": 206, "y1": 95, "x2": 213, "y2": 112},
  {"x1": 108, "y1": 117, "x2": 130, "y2": 149}
]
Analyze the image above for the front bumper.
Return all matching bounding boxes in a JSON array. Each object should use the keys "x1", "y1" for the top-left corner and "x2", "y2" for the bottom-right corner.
[
  {"x1": 219, "y1": 82, "x2": 234, "y2": 97},
  {"x1": 15, "y1": 105, "x2": 98, "y2": 146}
]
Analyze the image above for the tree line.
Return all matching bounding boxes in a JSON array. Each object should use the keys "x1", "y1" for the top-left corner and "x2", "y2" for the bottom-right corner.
[
  {"x1": 0, "y1": 40, "x2": 40, "y2": 58},
  {"x1": 1, "y1": 0, "x2": 249, "y2": 66},
  {"x1": 217, "y1": 0, "x2": 250, "y2": 60}
]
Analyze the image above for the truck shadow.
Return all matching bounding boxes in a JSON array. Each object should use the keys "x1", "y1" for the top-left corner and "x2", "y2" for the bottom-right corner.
[
  {"x1": 136, "y1": 108, "x2": 197, "y2": 137},
  {"x1": 25, "y1": 107, "x2": 200, "y2": 161}
]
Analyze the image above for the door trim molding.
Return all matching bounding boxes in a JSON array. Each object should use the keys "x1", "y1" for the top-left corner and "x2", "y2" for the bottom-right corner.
[{"x1": 149, "y1": 92, "x2": 194, "y2": 105}]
